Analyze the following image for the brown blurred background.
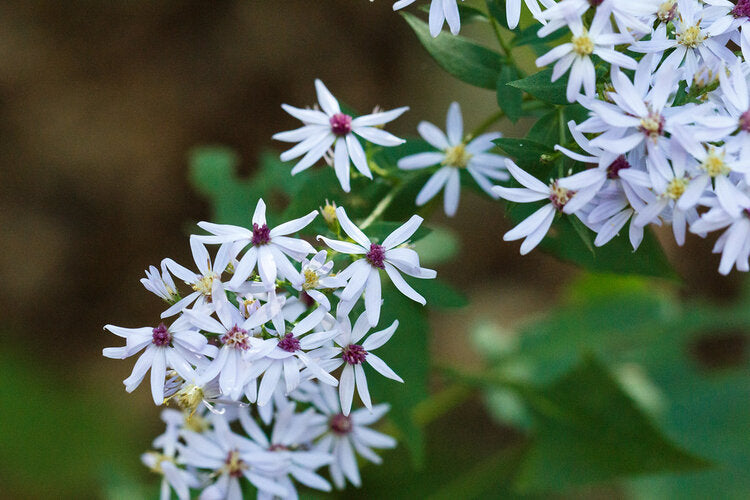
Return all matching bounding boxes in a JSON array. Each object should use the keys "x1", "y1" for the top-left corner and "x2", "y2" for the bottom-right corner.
[{"x1": 0, "y1": 1, "x2": 740, "y2": 498}]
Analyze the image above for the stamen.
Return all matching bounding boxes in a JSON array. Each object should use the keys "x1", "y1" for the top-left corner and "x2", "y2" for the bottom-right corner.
[
  {"x1": 733, "y1": 0, "x2": 750, "y2": 19},
  {"x1": 666, "y1": 177, "x2": 689, "y2": 200},
  {"x1": 549, "y1": 182, "x2": 574, "y2": 211},
  {"x1": 329, "y1": 413, "x2": 353, "y2": 435},
  {"x1": 277, "y1": 333, "x2": 301, "y2": 353},
  {"x1": 342, "y1": 344, "x2": 368, "y2": 365},
  {"x1": 677, "y1": 25, "x2": 704, "y2": 48},
  {"x1": 442, "y1": 143, "x2": 472, "y2": 168},
  {"x1": 366, "y1": 243, "x2": 386, "y2": 269},
  {"x1": 572, "y1": 31, "x2": 594, "y2": 56},
  {"x1": 740, "y1": 110, "x2": 750, "y2": 133},
  {"x1": 151, "y1": 323, "x2": 172, "y2": 346},
  {"x1": 607, "y1": 155, "x2": 631, "y2": 179},
  {"x1": 221, "y1": 325, "x2": 251, "y2": 350},
  {"x1": 224, "y1": 450, "x2": 247, "y2": 478},
  {"x1": 251, "y1": 223, "x2": 271, "y2": 245},
  {"x1": 330, "y1": 113, "x2": 353, "y2": 136}
]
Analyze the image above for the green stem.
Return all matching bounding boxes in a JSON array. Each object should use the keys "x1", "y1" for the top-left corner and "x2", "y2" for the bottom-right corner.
[
  {"x1": 489, "y1": 16, "x2": 524, "y2": 78},
  {"x1": 360, "y1": 183, "x2": 403, "y2": 230}
]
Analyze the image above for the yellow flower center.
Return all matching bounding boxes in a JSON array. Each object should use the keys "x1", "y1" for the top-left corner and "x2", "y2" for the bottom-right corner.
[
  {"x1": 191, "y1": 273, "x2": 216, "y2": 295},
  {"x1": 303, "y1": 269, "x2": 320, "y2": 290},
  {"x1": 702, "y1": 149, "x2": 729, "y2": 177},
  {"x1": 666, "y1": 177, "x2": 688, "y2": 200},
  {"x1": 572, "y1": 32, "x2": 594, "y2": 56},
  {"x1": 442, "y1": 143, "x2": 472, "y2": 168},
  {"x1": 677, "y1": 25, "x2": 704, "y2": 48},
  {"x1": 167, "y1": 383, "x2": 205, "y2": 416}
]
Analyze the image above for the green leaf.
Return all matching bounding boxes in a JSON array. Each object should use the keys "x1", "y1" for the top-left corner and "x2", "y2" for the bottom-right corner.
[
  {"x1": 189, "y1": 147, "x2": 306, "y2": 226},
  {"x1": 541, "y1": 221, "x2": 677, "y2": 280},
  {"x1": 508, "y1": 68, "x2": 569, "y2": 105},
  {"x1": 497, "y1": 66, "x2": 523, "y2": 123},
  {"x1": 515, "y1": 357, "x2": 710, "y2": 492},
  {"x1": 485, "y1": 0, "x2": 510, "y2": 29},
  {"x1": 566, "y1": 215, "x2": 595, "y2": 255},
  {"x1": 524, "y1": 109, "x2": 560, "y2": 147},
  {"x1": 401, "y1": 12, "x2": 504, "y2": 89},
  {"x1": 492, "y1": 138, "x2": 554, "y2": 169}
]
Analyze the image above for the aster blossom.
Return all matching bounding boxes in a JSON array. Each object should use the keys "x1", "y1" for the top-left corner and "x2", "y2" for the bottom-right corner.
[
  {"x1": 492, "y1": 159, "x2": 582, "y2": 255},
  {"x1": 194, "y1": 198, "x2": 317, "y2": 290},
  {"x1": 273, "y1": 79, "x2": 408, "y2": 192},
  {"x1": 397, "y1": 101, "x2": 509, "y2": 216},
  {"x1": 103, "y1": 314, "x2": 215, "y2": 405},
  {"x1": 310, "y1": 383, "x2": 397, "y2": 489},
  {"x1": 535, "y1": 4, "x2": 638, "y2": 102},
  {"x1": 317, "y1": 206, "x2": 437, "y2": 326}
]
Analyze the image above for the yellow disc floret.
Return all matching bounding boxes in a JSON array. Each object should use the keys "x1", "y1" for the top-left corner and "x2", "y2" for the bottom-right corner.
[
  {"x1": 666, "y1": 177, "x2": 688, "y2": 200},
  {"x1": 702, "y1": 148, "x2": 729, "y2": 177},
  {"x1": 191, "y1": 273, "x2": 216, "y2": 295},
  {"x1": 303, "y1": 269, "x2": 320, "y2": 290},
  {"x1": 572, "y1": 31, "x2": 594, "y2": 56},
  {"x1": 677, "y1": 25, "x2": 705, "y2": 48},
  {"x1": 442, "y1": 143, "x2": 472, "y2": 168}
]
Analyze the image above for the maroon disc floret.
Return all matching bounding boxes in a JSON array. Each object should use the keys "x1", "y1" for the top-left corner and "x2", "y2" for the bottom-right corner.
[
  {"x1": 733, "y1": 0, "x2": 750, "y2": 18},
  {"x1": 151, "y1": 322, "x2": 172, "y2": 346},
  {"x1": 607, "y1": 155, "x2": 631, "y2": 179},
  {"x1": 740, "y1": 110, "x2": 750, "y2": 133},
  {"x1": 329, "y1": 413, "x2": 353, "y2": 435},
  {"x1": 251, "y1": 223, "x2": 271, "y2": 245},
  {"x1": 278, "y1": 333, "x2": 301, "y2": 353},
  {"x1": 330, "y1": 113, "x2": 353, "y2": 136},
  {"x1": 588, "y1": 0, "x2": 603, "y2": 6},
  {"x1": 221, "y1": 325, "x2": 251, "y2": 350},
  {"x1": 366, "y1": 243, "x2": 386, "y2": 269},
  {"x1": 342, "y1": 344, "x2": 368, "y2": 365}
]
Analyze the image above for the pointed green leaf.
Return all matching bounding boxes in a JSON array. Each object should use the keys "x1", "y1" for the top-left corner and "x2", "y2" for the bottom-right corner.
[
  {"x1": 516, "y1": 357, "x2": 710, "y2": 492},
  {"x1": 401, "y1": 12, "x2": 503, "y2": 89}
]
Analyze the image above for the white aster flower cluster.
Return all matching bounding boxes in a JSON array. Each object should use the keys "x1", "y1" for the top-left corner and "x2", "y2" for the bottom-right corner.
[
  {"x1": 478, "y1": 0, "x2": 750, "y2": 275},
  {"x1": 104, "y1": 198, "x2": 436, "y2": 497}
]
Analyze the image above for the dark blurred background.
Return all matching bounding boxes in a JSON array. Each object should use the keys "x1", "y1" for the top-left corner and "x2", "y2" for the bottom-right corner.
[{"x1": 0, "y1": 1, "x2": 741, "y2": 498}]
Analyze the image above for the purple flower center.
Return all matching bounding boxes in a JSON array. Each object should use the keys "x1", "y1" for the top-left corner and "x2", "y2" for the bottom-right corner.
[
  {"x1": 151, "y1": 322, "x2": 172, "y2": 346},
  {"x1": 549, "y1": 182, "x2": 574, "y2": 212},
  {"x1": 740, "y1": 110, "x2": 750, "y2": 133},
  {"x1": 366, "y1": 243, "x2": 386, "y2": 269},
  {"x1": 607, "y1": 155, "x2": 631, "y2": 179},
  {"x1": 278, "y1": 333, "x2": 300, "y2": 353},
  {"x1": 329, "y1": 413, "x2": 353, "y2": 435},
  {"x1": 588, "y1": 0, "x2": 603, "y2": 6},
  {"x1": 221, "y1": 325, "x2": 250, "y2": 350},
  {"x1": 269, "y1": 444, "x2": 289, "y2": 452},
  {"x1": 342, "y1": 344, "x2": 368, "y2": 365},
  {"x1": 251, "y1": 223, "x2": 271, "y2": 245},
  {"x1": 330, "y1": 113, "x2": 353, "y2": 136},
  {"x1": 733, "y1": 0, "x2": 750, "y2": 18}
]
